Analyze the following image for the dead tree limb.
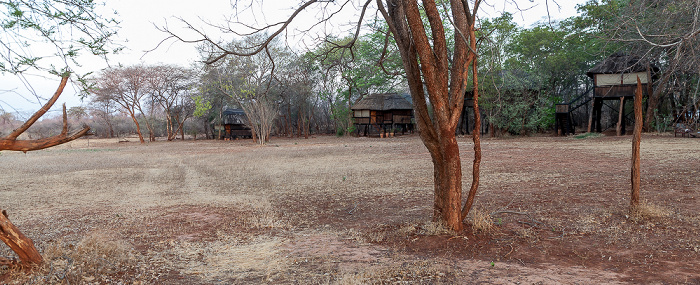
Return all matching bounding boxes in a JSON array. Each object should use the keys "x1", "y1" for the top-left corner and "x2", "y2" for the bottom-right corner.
[
  {"x1": 0, "y1": 76, "x2": 90, "y2": 152},
  {"x1": 0, "y1": 209, "x2": 43, "y2": 267}
]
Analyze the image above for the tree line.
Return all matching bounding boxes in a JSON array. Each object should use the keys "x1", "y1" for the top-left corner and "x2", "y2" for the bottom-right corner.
[{"x1": 6, "y1": 1, "x2": 694, "y2": 142}]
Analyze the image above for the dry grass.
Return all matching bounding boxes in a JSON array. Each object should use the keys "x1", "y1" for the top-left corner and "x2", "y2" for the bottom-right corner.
[
  {"x1": 161, "y1": 236, "x2": 289, "y2": 283},
  {"x1": 333, "y1": 260, "x2": 453, "y2": 285},
  {"x1": 470, "y1": 208, "x2": 494, "y2": 233},
  {"x1": 2, "y1": 232, "x2": 139, "y2": 284},
  {"x1": 0, "y1": 135, "x2": 698, "y2": 283},
  {"x1": 629, "y1": 201, "x2": 671, "y2": 222}
]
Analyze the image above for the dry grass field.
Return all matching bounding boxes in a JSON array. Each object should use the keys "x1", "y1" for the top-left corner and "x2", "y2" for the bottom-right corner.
[{"x1": 0, "y1": 134, "x2": 698, "y2": 284}]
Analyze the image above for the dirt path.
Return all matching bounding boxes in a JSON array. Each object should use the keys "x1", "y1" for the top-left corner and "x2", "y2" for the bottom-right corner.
[{"x1": 0, "y1": 134, "x2": 698, "y2": 284}]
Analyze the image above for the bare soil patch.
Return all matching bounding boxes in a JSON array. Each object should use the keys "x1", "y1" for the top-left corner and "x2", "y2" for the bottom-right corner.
[{"x1": 0, "y1": 134, "x2": 698, "y2": 284}]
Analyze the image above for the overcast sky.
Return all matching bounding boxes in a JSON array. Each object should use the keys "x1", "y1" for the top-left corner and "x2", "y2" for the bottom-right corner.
[{"x1": 2, "y1": 0, "x2": 587, "y2": 117}]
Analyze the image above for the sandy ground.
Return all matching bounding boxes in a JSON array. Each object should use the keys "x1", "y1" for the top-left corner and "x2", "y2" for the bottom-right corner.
[{"x1": 0, "y1": 134, "x2": 698, "y2": 284}]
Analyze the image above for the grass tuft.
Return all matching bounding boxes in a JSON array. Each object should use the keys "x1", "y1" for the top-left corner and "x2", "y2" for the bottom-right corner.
[
  {"x1": 629, "y1": 201, "x2": 670, "y2": 221},
  {"x1": 470, "y1": 209, "x2": 494, "y2": 233}
]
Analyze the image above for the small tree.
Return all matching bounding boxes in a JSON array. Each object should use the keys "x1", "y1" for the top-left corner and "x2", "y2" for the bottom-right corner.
[{"x1": 92, "y1": 66, "x2": 151, "y2": 143}]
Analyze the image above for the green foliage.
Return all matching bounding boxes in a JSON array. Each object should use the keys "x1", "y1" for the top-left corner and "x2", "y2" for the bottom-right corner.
[
  {"x1": 0, "y1": 0, "x2": 121, "y2": 75},
  {"x1": 192, "y1": 95, "x2": 212, "y2": 118},
  {"x1": 476, "y1": 8, "x2": 621, "y2": 135}
]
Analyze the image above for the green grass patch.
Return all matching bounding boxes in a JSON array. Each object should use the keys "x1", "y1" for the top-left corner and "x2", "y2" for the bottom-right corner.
[{"x1": 573, "y1": 132, "x2": 603, "y2": 139}]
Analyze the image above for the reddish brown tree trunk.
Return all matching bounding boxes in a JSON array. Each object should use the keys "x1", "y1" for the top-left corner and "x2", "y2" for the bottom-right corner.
[
  {"x1": 0, "y1": 210, "x2": 43, "y2": 267},
  {"x1": 378, "y1": 0, "x2": 481, "y2": 231},
  {"x1": 631, "y1": 77, "x2": 643, "y2": 206},
  {"x1": 431, "y1": 136, "x2": 463, "y2": 228},
  {"x1": 128, "y1": 112, "x2": 146, "y2": 144}
]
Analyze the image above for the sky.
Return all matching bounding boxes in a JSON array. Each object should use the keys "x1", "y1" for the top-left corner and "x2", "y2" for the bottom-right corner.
[{"x1": 1, "y1": 0, "x2": 587, "y2": 118}]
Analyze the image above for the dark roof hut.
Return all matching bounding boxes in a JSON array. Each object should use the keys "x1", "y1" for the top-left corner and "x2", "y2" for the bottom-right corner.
[
  {"x1": 586, "y1": 52, "x2": 659, "y2": 98},
  {"x1": 583, "y1": 52, "x2": 659, "y2": 135},
  {"x1": 351, "y1": 93, "x2": 414, "y2": 137},
  {"x1": 221, "y1": 108, "x2": 252, "y2": 139}
]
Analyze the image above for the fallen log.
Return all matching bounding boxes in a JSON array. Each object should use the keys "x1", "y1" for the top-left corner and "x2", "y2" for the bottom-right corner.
[{"x1": 0, "y1": 210, "x2": 43, "y2": 268}]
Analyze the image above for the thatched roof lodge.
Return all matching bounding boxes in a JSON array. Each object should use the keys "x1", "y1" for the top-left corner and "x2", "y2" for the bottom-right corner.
[{"x1": 351, "y1": 93, "x2": 414, "y2": 137}]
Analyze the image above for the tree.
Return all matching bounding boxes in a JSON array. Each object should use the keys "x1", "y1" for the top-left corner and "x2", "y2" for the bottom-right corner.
[
  {"x1": 88, "y1": 92, "x2": 118, "y2": 138},
  {"x1": 309, "y1": 24, "x2": 406, "y2": 136},
  {"x1": 161, "y1": 0, "x2": 483, "y2": 231},
  {"x1": 92, "y1": 66, "x2": 151, "y2": 143},
  {"x1": 201, "y1": 35, "x2": 289, "y2": 144},
  {"x1": 146, "y1": 65, "x2": 196, "y2": 141}
]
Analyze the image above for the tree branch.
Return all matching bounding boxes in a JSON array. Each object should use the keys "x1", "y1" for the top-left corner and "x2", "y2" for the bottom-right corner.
[{"x1": 0, "y1": 76, "x2": 91, "y2": 152}]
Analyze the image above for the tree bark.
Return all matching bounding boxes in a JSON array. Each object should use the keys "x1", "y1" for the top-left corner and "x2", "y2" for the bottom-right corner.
[
  {"x1": 631, "y1": 77, "x2": 643, "y2": 207},
  {"x1": 0, "y1": 210, "x2": 43, "y2": 267},
  {"x1": 128, "y1": 111, "x2": 146, "y2": 144}
]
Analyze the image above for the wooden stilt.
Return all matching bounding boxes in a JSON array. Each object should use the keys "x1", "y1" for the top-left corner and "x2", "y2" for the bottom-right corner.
[{"x1": 617, "y1": 97, "x2": 625, "y2": 136}]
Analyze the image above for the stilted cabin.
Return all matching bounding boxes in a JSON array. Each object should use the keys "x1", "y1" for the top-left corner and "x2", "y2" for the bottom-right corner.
[
  {"x1": 221, "y1": 108, "x2": 252, "y2": 139},
  {"x1": 556, "y1": 52, "x2": 658, "y2": 135},
  {"x1": 351, "y1": 93, "x2": 414, "y2": 137},
  {"x1": 457, "y1": 91, "x2": 489, "y2": 135}
]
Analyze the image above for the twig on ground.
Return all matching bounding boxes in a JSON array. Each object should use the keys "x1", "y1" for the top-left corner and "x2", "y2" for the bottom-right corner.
[
  {"x1": 347, "y1": 203, "x2": 358, "y2": 215},
  {"x1": 504, "y1": 244, "x2": 514, "y2": 258},
  {"x1": 492, "y1": 210, "x2": 544, "y2": 226}
]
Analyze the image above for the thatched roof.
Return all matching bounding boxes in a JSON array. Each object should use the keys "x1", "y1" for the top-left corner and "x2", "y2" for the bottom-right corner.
[
  {"x1": 351, "y1": 93, "x2": 413, "y2": 111},
  {"x1": 586, "y1": 52, "x2": 659, "y2": 78},
  {"x1": 222, "y1": 108, "x2": 247, "y2": 125}
]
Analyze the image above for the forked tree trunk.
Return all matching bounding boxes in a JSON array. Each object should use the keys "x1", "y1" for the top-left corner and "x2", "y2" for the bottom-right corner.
[
  {"x1": 378, "y1": 0, "x2": 481, "y2": 231},
  {"x1": 631, "y1": 77, "x2": 643, "y2": 207},
  {"x1": 0, "y1": 210, "x2": 43, "y2": 267}
]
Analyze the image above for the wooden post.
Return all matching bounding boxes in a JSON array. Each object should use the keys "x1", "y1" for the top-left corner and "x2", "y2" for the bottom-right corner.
[
  {"x1": 0, "y1": 210, "x2": 43, "y2": 267},
  {"x1": 588, "y1": 96, "x2": 595, "y2": 133},
  {"x1": 631, "y1": 77, "x2": 643, "y2": 207},
  {"x1": 617, "y1": 97, "x2": 625, "y2": 136}
]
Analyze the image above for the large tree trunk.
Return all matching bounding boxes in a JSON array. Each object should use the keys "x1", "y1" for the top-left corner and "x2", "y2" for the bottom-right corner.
[
  {"x1": 378, "y1": 0, "x2": 481, "y2": 231},
  {"x1": 0, "y1": 210, "x2": 43, "y2": 267},
  {"x1": 430, "y1": 137, "x2": 463, "y2": 228}
]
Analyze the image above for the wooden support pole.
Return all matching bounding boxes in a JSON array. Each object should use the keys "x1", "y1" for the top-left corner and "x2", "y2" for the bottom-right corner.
[
  {"x1": 631, "y1": 77, "x2": 643, "y2": 207},
  {"x1": 617, "y1": 97, "x2": 625, "y2": 136},
  {"x1": 588, "y1": 97, "x2": 595, "y2": 133},
  {"x1": 0, "y1": 210, "x2": 43, "y2": 267}
]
